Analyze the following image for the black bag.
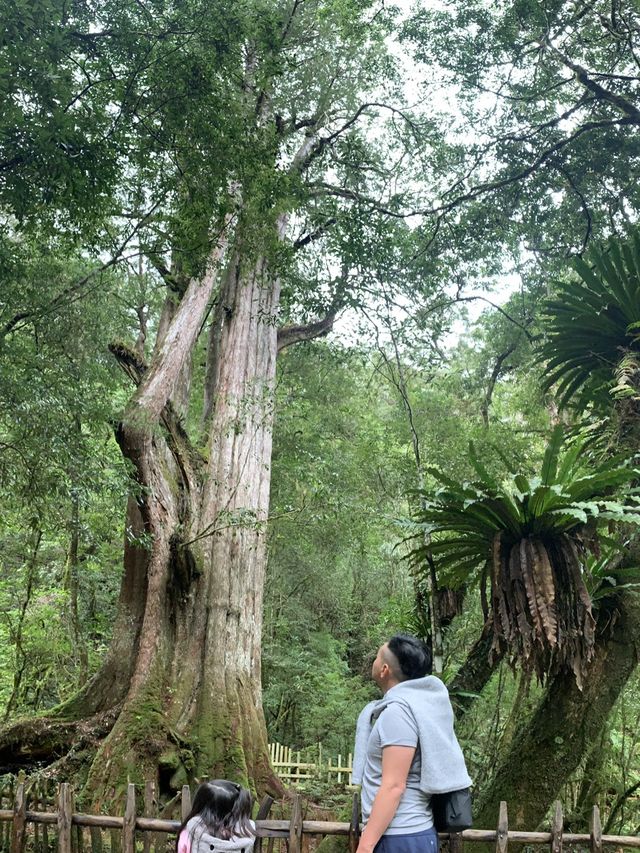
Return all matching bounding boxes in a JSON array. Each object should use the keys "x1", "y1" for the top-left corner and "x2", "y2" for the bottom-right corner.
[{"x1": 431, "y1": 788, "x2": 473, "y2": 832}]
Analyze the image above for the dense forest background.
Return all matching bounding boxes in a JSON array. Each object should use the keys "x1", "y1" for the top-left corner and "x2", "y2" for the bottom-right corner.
[{"x1": 2, "y1": 0, "x2": 640, "y2": 837}]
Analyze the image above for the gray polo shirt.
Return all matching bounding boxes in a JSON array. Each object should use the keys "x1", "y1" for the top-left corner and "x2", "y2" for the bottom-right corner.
[{"x1": 360, "y1": 702, "x2": 433, "y2": 835}]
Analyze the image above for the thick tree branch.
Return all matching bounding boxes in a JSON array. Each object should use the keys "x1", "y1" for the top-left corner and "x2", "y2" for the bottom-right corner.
[
  {"x1": 109, "y1": 339, "x2": 202, "y2": 478},
  {"x1": 277, "y1": 308, "x2": 339, "y2": 352},
  {"x1": 145, "y1": 252, "x2": 186, "y2": 293},
  {"x1": 480, "y1": 343, "x2": 517, "y2": 427},
  {"x1": 109, "y1": 341, "x2": 148, "y2": 385},
  {"x1": 292, "y1": 217, "x2": 337, "y2": 250},
  {"x1": 544, "y1": 40, "x2": 640, "y2": 124},
  {"x1": 128, "y1": 213, "x2": 234, "y2": 425}
]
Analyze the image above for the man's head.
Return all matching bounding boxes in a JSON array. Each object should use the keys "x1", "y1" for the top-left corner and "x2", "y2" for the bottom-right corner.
[{"x1": 371, "y1": 634, "x2": 432, "y2": 692}]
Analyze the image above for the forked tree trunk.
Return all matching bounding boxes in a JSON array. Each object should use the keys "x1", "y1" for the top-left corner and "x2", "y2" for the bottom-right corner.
[
  {"x1": 0, "y1": 218, "x2": 285, "y2": 804},
  {"x1": 78, "y1": 238, "x2": 284, "y2": 805}
]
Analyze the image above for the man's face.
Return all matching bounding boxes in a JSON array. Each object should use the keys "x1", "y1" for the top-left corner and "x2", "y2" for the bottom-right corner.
[{"x1": 371, "y1": 643, "x2": 389, "y2": 687}]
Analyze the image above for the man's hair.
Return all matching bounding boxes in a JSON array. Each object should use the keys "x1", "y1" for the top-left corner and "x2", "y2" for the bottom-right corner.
[{"x1": 386, "y1": 634, "x2": 432, "y2": 681}]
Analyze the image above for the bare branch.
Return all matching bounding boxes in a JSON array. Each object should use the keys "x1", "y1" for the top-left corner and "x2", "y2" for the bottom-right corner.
[
  {"x1": 480, "y1": 344, "x2": 517, "y2": 427},
  {"x1": 295, "y1": 101, "x2": 420, "y2": 172},
  {"x1": 292, "y1": 217, "x2": 337, "y2": 250},
  {"x1": 277, "y1": 308, "x2": 339, "y2": 352},
  {"x1": 129, "y1": 213, "x2": 235, "y2": 425},
  {"x1": 544, "y1": 39, "x2": 640, "y2": 124}
]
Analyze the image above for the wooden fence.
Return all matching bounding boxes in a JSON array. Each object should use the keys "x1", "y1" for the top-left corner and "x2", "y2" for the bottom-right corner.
[
  {"x1": 0, "y1": 781, "x2": 639, "y2": 853},
  {"x1": 268, "y1": 743, "x2": 353, "y2": 785}
]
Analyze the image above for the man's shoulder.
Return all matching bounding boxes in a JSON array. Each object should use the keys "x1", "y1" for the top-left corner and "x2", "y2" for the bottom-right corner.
[{"x1": 377, "y1": 699, "x2": 418, "y2": 733}]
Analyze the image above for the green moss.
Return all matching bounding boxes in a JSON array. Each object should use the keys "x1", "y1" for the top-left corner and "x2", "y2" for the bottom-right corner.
[
  {"x1": 83, "y1": 666, "x2": 172, "y2": 806},
  {"x1": 191, "y1": 705, "x2": 250, "y2": 786},
  {"x1": 315, "y1": 836, "x2": 349, "y2": 853},
  {"x1": 158, "y1": 749, "x2": 181, "y2": 771}
]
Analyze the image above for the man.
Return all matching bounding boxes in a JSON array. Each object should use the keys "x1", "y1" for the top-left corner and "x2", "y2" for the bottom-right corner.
[{"x1": 352, "y1": 635, "x2": 471, "y2": 853}]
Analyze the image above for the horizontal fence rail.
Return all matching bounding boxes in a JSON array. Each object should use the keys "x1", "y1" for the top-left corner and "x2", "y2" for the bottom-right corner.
[
  {"x1": 268, "y1": 742, "x2": 354, "y2": 785},
  {"x1": 0, "y1": 781, "x2": 638, "y2": 853}
]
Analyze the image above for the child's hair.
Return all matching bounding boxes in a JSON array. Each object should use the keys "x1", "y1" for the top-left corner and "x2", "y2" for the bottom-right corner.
[{"x1": 176, "y1": 780, "x2": 254, "y2": 849}]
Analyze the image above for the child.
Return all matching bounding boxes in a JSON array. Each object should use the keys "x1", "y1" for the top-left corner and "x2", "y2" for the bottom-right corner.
[{"x1": 176, "y1": 781, "x2": 256, "y2": 853}]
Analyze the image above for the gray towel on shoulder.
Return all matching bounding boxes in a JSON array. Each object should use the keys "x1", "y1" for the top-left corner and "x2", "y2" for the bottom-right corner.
[{"x1": 352, "y1": 676, "x2": 472, "y2": 795}]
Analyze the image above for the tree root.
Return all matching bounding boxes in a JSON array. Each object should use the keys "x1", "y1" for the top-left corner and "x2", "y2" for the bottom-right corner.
[{"x1": 0, "y1": 707, "x2": 120, "y2": 776}]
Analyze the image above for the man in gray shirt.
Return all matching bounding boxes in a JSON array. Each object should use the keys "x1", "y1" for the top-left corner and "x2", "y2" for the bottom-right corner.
[{"x1": 353, "y1": 634, "x2": 470, "y2": 853}]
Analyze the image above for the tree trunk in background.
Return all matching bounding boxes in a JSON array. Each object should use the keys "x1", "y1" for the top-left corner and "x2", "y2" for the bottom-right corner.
[
  {"x1": 2, "y1": 529, "x2": 42, "y2": 723},
  {"x1": 474, "y1": 595, "x2": 640, "y2": 829},
  {"x1": 448, "y1": 620, "x2": 503, "y2": 718},
  {"x1": 64, "y1": 476, "x2": 89, "y2": 689}
]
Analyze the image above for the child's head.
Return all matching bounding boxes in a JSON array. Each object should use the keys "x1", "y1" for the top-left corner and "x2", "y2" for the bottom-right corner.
[{"x1": 184, "y1": 780, "x2": 254, "y2": 840}]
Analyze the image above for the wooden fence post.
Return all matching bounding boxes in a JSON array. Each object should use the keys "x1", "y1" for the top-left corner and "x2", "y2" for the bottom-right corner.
[
  {"x1": 348, "y1": 792, "x2": 360, "y2": 853},
  {"x1": 181, "y1": 787, "x2": 191, "y2": 823},
  {"x1": 42, "y1": 782, "x2": 50, "y2": 853},
  {"x1": 589, "y1": 806, "x2": 602, "y2": 853},
  {"x1": 449, "y1": 835, "x2": 463, "y2": 853},
  {"x1": 254, "y1": 795, "x2": 274, "y2": 853},
  {"x1": 289, "y1": 794, "x2": 303, "y2": 853},
  {"x1": 58, "y1": 784, "x2": 73, "y2": 853},
  {"x1": 550, "y1": 802, "x2": 563, "y2": 853},
  {"x1": 496, "y1": 802, "x2": 508, "y2": 853},
  {"x1": 33, "y1": 781, "x2": 41, "y2": 853},
  {"x1": 76, "y1": 804, "x2": 85, "y2": 853},
  {"x1": 10, "y1": 784, "x2": 26, "y2": 853},
  {"x1": 1, "y1": 779, "x2": 9, "y2": 853},
  {"x1": 143, "y1": 782, "x2": 157, "y2": 853},
  {"x1": 123, "y1": 784, "x2": 136, "y2": 853}
]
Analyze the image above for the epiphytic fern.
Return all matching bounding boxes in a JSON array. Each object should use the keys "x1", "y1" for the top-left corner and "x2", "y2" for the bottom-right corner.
[{"x1": 410, "y1": 427, "x2": 640, "y2": 686}]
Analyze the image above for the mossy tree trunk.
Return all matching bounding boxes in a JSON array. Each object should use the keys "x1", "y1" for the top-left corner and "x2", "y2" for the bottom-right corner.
[
  {"x1": 474, "y1": 594, "x2": 640, "y2": 830},
  {"x1": 0, "y1": 199, "x2": 337, "y2": 805},
  {"x1": 0, "y1": 223, "x2": 284, "y2": 802},
  {"x1": 81, "y1": 232, "x2": 285, "y2": 805}
]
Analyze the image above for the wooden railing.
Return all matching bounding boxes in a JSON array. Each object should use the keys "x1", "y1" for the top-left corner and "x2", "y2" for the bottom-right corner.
[
  {"x1": 0, "y1": 782, "x2": 639, "y2": 853},
  {"x1": 268, "y1": 743, "x2": 353, "y2": 785}
]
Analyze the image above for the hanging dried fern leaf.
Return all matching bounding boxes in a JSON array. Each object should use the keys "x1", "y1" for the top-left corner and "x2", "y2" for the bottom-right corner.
[{"x1": 530, "y1": 538, "x2": 558, "y2": 648}]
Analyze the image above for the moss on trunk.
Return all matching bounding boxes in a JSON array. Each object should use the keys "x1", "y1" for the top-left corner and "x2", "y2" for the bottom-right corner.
[{"x1": 475, "y1": 594, "x2": 640, "y2": 829}]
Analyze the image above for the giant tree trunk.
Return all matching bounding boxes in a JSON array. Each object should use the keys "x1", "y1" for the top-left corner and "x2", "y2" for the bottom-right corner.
[
  {"x1": 474, "y1": 594, "x2": 640, "y2": 829},
  {"x1": 0, "y1": 222, "x2": 284, "y2": 805},
  {"x1": 81, "y1": 242, "x2": 283, "y2": 804}
]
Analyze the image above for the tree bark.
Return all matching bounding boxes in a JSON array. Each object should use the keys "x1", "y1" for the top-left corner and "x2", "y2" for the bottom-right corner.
[
  {"x1": 2, "y1": 529, "x2": 42, "y2": 723},
  {"x1": 474, "y1": 594, "x2": 640, "y2": 829},
  {"x1": 64, "y1": 433, "x2": 89, "y2": 689},
  {"x1": 0, "y1": 194, "x2": 338, "y2": 804},
  {"x1": 78, "y1": 221, "x2": 289, "y2": 804},
  {"x1": 0, "y1": 222, "x2": 251, "y2": 801},
  {"x1": 448, "y1": 620, "x2": 503, "y2": 718}
]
